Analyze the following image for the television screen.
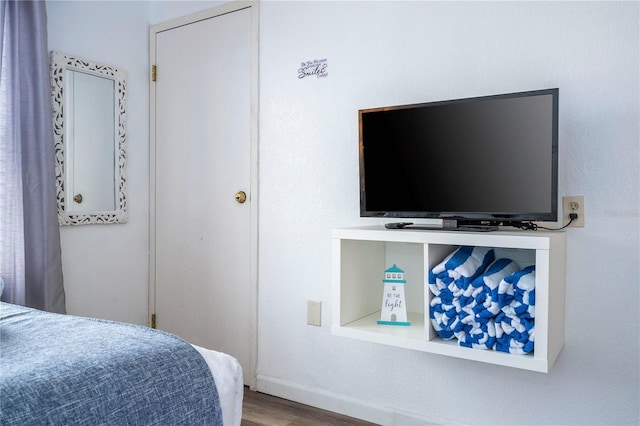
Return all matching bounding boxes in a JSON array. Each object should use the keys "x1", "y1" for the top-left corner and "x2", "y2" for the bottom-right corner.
[{"x1": 359, "y1": 88, "x2": 558, "y2": 225}]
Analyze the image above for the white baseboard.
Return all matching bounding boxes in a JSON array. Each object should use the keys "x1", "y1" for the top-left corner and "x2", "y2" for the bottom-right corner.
[{"x1": 255, "y1": 374, "x2": 459, "y2": 425}]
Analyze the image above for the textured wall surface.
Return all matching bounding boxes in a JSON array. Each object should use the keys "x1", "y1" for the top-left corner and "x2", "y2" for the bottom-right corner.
[{"x1": 257, "y1": 2, "x2": 638, "y2": 424}]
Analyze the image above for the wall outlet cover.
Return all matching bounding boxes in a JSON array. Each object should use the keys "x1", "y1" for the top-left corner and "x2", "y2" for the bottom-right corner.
[{"x1": 562, "y1": 195, "x2": 585, "y2": 227}]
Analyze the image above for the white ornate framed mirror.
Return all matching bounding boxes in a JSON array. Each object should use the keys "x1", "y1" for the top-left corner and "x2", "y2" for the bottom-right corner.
[{"x1": 50, "y1": 52, "x2": 127, "y2": 225}]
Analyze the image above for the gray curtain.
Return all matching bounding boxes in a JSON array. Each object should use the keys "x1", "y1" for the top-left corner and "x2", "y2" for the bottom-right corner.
[{"x1": 0, "y1": 0, "x2": 66, "y2": 313}]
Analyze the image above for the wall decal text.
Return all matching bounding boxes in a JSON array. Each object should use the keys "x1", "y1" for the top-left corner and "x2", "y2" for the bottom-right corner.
[{"x1": 298, "y1": 58, "x2": 328, "y2": 79}]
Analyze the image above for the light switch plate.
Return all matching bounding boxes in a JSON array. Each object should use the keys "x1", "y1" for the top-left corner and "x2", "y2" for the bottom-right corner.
[{"x1": 307, "y1": 300, "x2": 322, "y2": 326}]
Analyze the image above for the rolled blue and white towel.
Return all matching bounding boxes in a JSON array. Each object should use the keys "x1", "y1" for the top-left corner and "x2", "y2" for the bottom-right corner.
[
  {"x1": 428, "y1": 246, "x2": 495, "y2": 297},
  {"x1": 454, "y1": 258, "x2": 520, "y2": 349},
  {"x1": 457, "y1": 319, "x2": 498, "y2": 350},
  {"x1": 428, "y1": 246, "x2": 494, "y2": 340},
  {"x1": 495, "y1": 266, "x2": 536, "y2": 354},
  {"x1": 495, "y1": 312, "x2": 535, "y2": 354},
  {"x1": 497, "y1": 265, "x2": 536, "y2": 318},
  {"x1": 429, "y1": 290, "x2": 459, "y2": 340},
  {"x1": 466, "y1": 258, "x2": 520, "y2": 320}
]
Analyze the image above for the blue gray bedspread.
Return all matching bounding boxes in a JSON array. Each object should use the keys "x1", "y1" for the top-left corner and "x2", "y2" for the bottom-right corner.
[{"x1": 0, "y1": 302, "x2": 222, "y2": 425}]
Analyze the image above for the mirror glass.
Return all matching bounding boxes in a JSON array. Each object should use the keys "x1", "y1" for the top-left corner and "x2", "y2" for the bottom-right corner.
[{"x1": 50, "y1": 52, "x2": 127, "y2": 225}]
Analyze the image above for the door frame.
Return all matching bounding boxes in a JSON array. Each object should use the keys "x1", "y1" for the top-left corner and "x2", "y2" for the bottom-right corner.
[{"x1": 148, "y1": 1, "x2": 259, "y2": 389}]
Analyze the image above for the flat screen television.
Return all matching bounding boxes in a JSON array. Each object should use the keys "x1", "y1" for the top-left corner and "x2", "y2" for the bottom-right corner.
[{"x1": 359, "y1": 88, "x2": 559, "y2": 231}]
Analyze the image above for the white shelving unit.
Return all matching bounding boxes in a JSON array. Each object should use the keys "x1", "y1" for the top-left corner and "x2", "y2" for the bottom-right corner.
[{"x1": 332, "y1": 226, "x2": 566, "y2": 373}]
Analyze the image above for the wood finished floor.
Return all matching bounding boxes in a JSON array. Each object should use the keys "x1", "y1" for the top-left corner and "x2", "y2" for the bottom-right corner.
[{"x1": 241, "y1": 387, "x2": 378, "y2": 426}]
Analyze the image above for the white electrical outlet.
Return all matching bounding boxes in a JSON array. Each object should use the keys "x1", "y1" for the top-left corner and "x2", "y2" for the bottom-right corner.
[
  {"x1": 562, "y1": 195, "x2": 584, "y2": 227},
  {"x1": 307, "y1": 300, "x2": 322, "y2": 326}
]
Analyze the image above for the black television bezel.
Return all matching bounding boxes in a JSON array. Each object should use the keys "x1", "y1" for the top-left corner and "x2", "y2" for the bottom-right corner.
[{"x1": 358, "y1": 88, "x2": 559, "y2": 225}]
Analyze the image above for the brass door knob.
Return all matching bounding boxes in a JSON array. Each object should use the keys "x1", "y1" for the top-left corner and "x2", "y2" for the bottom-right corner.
[
  {"x1": 73, "y1": 194, "x2": 83, "y2": 204},
  {"x1": 234, "y1": 191, "x2": 247, "y2": 204}
]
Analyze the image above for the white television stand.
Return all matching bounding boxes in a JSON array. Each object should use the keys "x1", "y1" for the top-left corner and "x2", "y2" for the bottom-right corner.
[{"x1": 332, "y1": 226, "x2": 566, "y2": 373}]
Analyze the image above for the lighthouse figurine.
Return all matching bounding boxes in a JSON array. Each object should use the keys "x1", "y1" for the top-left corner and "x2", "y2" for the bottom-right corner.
[{"x1": 377, "y1": 264, "x2": 411, "y2": 326}]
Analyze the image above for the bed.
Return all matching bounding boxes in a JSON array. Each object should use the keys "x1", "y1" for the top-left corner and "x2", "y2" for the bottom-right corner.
[{"x1": 0, "y1": 301, "x2": 243, "y2": 425}]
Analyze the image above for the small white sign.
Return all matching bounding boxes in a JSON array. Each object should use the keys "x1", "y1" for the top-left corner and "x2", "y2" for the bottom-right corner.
[
  {"x1": 298, "y1": 58, "x2": 328, "y2": 79},
  {"x1": 378, "y1": 264, "x2": 411, "y2": 326}
]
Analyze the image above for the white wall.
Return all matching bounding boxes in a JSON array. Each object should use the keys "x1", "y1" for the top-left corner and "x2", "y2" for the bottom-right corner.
[
  {"x1": 47, "y1": 1, "x2": 639, "y2": 425},
  {"x1": 47, "y1": 1, "x2": 150, "y2": 324},
  {"x1": 258, "y1": 2, "x2": 639, "y2": 425}
]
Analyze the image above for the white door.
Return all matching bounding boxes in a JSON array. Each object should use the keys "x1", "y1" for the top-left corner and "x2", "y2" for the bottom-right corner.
[{"x1": 150, "y1": 3, "x2": 258, "y2": 387}]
